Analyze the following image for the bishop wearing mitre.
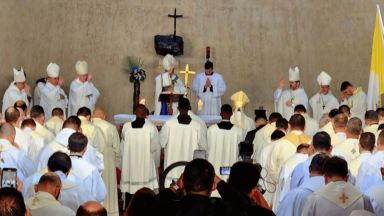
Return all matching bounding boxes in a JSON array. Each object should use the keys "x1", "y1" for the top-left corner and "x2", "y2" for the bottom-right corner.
[
  {"x1": 274, "y1": 67, "x2": 309, "y2": 120},
  {"x1": 230, "y1": 91, "x2": 256, "y2": 134},
  {"x1": 309, "y1": 71, "x2": 339, "y2": 122},
  {"x1": 154, "y1": 54, "x2": 185, "y2": 115}
]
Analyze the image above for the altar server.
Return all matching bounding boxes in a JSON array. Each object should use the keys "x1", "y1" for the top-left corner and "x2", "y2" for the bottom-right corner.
[
  {"x1": 348, "y1": 132, "x2": 375, "y2": 177},
  {"x1": 192, "y1": 61, "x2": 226, "y2": 115},
  {"x1": 230, "y1": 91, "x2": 256, "y2": 133},
  {"x1": 44, "y1": 108, "x2": 64, "y2": 135},
  {"x1": 40, "y1": 63, "x2": 68, "y2": 121},
  {"x1": 340, "y1": 81, "x2": 367, "y2": 126},
  {"x1": 274, "y1": 67, "x2": 308, "y2": 119},
  {"x1": 68, "y1": 61, "x2": 100, "y2": 116},
  {"x1": 309, "y1": 72, "x2": 339, "y2": 122}
]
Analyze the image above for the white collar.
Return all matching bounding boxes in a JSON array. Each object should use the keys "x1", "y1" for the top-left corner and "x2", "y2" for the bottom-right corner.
[
  {"x1": 55, "y1": 171, "x2": 67, "y2": 180},
  {"x1": 22, "y1": 127, "x2": 33, "y2": 134},
  {"x1": 359, "y1": 151, "x2": 372, "y2": 156},
  {"x1": 345, "y1": 138, "x2": 358, "y2": 143},
  {"x1": 54, "y1": 128, "x2": 76, "y2": 146}
]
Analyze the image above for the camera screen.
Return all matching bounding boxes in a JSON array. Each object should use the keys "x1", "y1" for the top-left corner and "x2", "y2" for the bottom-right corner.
[
  {"x1": 173, "y1": 178, "x2": 178, "y2": 182},
  {"x1": 2, "y1": 170, "x2": 16, "y2": 188},
  {"x1": 220, "y1": 167, "x2": 231, "y2": 175},
  {"x1": 193, "y1": 150, "x2": 206, "y2": 160}
]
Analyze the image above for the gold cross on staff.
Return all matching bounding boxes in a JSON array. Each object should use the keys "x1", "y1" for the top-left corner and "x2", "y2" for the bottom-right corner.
[
  {"x1": 339, "y1": 193, "x2": 348, "y2": 203},
  {"x1": 180, "y1": 64, "x2": 195, "y2": 94}
]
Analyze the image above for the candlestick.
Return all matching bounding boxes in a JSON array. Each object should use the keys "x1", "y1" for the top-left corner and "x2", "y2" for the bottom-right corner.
[{"x1": 198, "y1": 99, "x2": 203, "y2": 111}]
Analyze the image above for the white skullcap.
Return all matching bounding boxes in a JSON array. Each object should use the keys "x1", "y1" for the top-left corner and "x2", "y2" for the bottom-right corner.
[
  {"x1": 46, "y1": 63, "x2": 60, "y2": 77},
  {"x1": 317, "y1": 71, "x2": 332, "y2": 86},
  {"x1": 162, "y1": 54, "x2": 176, "y2": 71},
  {"x1": 13, "y1": 67, "x2": 25, "y2": 82},
  {"x1": 289, "y1": 67, "x2": 300, "y2": 82},
  {"x1": 75, "y1": 61, "x2": 88, "y2": 75}
]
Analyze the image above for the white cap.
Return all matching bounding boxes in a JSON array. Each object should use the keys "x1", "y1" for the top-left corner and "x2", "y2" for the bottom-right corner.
[
  {"x1": 289, "y1": 67, "x2": 300, "y2": 81},
  {"x1": 13, "y1": 67, "x2": 25, "y2": 82},
  {"x1": 317, "y1": 71, "x2": 332, "y2": 86},
  {"x1": 75, "y1": 61, "x2": 88, "y2": 75},
  {"x1": 162, "y1": 54, "x2": 176, "y2": 71},
  {"x1": 46, "y1": 63, "x2": 60, "y2": 77}
]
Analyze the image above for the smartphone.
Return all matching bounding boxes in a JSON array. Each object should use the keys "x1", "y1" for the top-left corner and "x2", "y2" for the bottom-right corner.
[
  {"x1": 1, "y1": 168, "x2": 17, "y2": 189},
  {"x1": 220, "y1": 166, "x2": 231, "y2": 175},
  {"x1": 193, "y1": 150, "x2": 206, "y2": 160},
  {"x1": 172, "y1": 178, "x2": 178, "y2": 183}
]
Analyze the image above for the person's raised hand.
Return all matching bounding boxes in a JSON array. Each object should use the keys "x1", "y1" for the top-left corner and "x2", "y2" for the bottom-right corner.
[
  {"x1": 87, "y1": 74, "x2": 93, "y2": 82},
  {"x1": 15, "y1": 176, "x2": 23, "y2": 193},
  {"x1": 58, "y1": 77, "x2": 64, "y2": 86},
  {"x1": 24, "y1": 84, "x2": 30, "y2": 95},
  {"x1": 60, "y1": 94, "x2": 65, "y2": 100},
  {"x1": 278, "y1": 77, "x2": 285, "y2": 89},
  {"x1": 177, "y1": 173, "x2": 184, "y2": 190},
  {"x1": 214, "y1": 174, "x2": 222, "y2": 185},
  {"x1": 249, "y1": 188, "x2": 271, "y2": 210},
  {"x1": 286, "y1": 100, "x2": 293, "y2": 107}
]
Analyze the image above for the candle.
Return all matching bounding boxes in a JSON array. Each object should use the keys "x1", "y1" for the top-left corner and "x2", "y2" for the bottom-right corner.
[
  {"x1": 198, "y1": 99, "x2": 203, "y2": 111},
  {"x1": 139, "y1": 98, "x2": 146, "y2": 105},
  {"x1": 206, "y1": 46, "x2": 210, "y2": 59}
]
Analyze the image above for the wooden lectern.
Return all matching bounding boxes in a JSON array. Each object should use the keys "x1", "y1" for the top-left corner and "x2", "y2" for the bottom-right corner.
[{"x1": 159, "y1": 92, "x2": 184, "y2": 115}]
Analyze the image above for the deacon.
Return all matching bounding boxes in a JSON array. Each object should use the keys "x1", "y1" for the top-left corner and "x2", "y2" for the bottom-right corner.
[
  {"x1": 293, "y1": 105, "x2": 319, "y2": 138},
  {"x1": 154, "y1": 54, "x2": 185, "y2": 115},
  {"x1": 340, "y1": 81, "x2": 368, "y2": 126},
  {"x1": 207, "y1": 104, "x2": 243, "y2": 197},
  {"x1": 40, "y1": 63, "x2": 68, "y2": 121},
  {"x1": 274, "y1": 67, "x2": 308, "y2": 119},
  {"x1": 329, "y1": 113, "x2": 348, "y2": 146},
  {"x1": 230, "y1": 91, "x2": 256, "y2": 133},
  {"x1": 348, "y1": 132, "x2": 375, "y2": 177},
  {"x1": 309, "y1": 71, "x2": 339, "y2": 122},
  {"x1": 2, "y1": 67, "x2": 30, "y2": 118},
  {"x1": 120, "y1": 105, "x2": 159, "y2": 199},
  {"x1": 301, "y1": 156, "x2": 375, "y2": 216},
  {"x1": 363, "y1": 110, "x2": 379, "y2": 133},
  {"x1": 30, "y1": 105, "x2": 55, "y2": 142},
  {"x1": 34, "y1": 77, "x2": 46, "y2": 106},
  {"x1": 159, "y1": 98, "x2": 207, "y2": 186},
  {"x1": 44, "y1": 108, "x2": 65, "y2": 135},
  {"x1": 68, "y1": 60, "x2": 100, "y2": 117},
  {"x1": 92, "y1": 108, "x2": 121, "y2": 216},
  {"x1": 192, "y1": 61, "x2": 226, "y2": 115}
]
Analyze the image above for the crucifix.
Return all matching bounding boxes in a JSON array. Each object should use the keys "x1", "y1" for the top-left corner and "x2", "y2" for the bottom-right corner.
[
  {"x1": 168, "y1": 8, "x2": 183, "y2": 41},
  {"x1": 180, "y1": 64, "x2": 195, "y2": 96},
  {"x1": 322, "y1": 104, "x2": 326, "y2": 110},
  {"x1": 339, "y1": 193, "x2": 348, "y2": 203}
]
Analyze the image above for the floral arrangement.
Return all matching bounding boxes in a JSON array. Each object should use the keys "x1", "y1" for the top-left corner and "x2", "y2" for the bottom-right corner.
[{"x1": 122, "y1": 56, "x2": 146, "y2": 83}]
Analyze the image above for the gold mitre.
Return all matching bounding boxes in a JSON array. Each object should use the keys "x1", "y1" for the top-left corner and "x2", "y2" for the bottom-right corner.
[{"x1": 231, "y1": 91, "x2": 250, "y2": 108}]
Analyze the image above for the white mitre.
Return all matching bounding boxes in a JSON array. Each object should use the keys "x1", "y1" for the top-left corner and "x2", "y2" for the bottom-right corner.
[
  {"x1": 163, "y1": 54, "x2": 176, "y2": 71},
  {"x1": 46, "y1": 63, "x2": 60, "y2": 77},
  {"x1": 75, "y1": 61, "x2": 88, "y2": 75},
  {"x1": 231, "y1": 91, "x2": 250, "y2": 129},
  {"x1": 288, "y1": 67, "x2": 300, "y2": 81},
  {"x1": 13, "y1": 67, "x2": 25, "y2": 82},
  {"x1": 317, "y1": 71, "x2": 331, "y2": 86}
]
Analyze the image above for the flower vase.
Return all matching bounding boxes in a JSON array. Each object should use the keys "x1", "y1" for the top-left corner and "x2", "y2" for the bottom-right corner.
[{"x1": 133, "y1": 79, "x2": 140, "y2": 112}]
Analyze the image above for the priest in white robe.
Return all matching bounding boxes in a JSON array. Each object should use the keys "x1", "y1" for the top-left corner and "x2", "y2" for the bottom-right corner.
[
  {"x1": 332, "y1": 117, "x2": 363, "y2": 163},
  {"x1": 44, "y1": 107, "x2": 64, "y2": 135},
  {"x1": 276, "y1": 153, "x2": 329, "y2": 216},
  {"x1": 309, "y1": 71, "x2": 340, "y2": 122},
  {"x1": 329, "y1": 113, "x2": 348, "y2": 146},
  {"x1": 192, "y1": 61, "x2": 226, "y2": 115},
  {"x1": 274, "y1": 67, "x2": 309, "y2": 120},
  {"x1": 67, "y1": 132, "x2": 107, "y2": 203},
  {"x1": 207, "y1": 104, "x2": 243, "y2": 197},
  {"x1": 30, "y1": 105, "x2": 55, "y2": 142},
  {"x1": 120, "y1": 105, "x2": 159, "y2": 197},
  {"x1": 21, "y1": 119, "x2": 48, "y2": 160},
  {"x1": 154, "y1": 54, "x2": 185, "y2": 115},
  {"x1": 365, "y1": 180, "x2": 384, "y2": 215},
  {"x1": 363, "y1": 110, "x2": 379, "y2": 133},
  {"x1": 349, "y1": 132, "x2": 375, "y2": 177},
  {"x1": 34, "y1": 78, "x2": 46, "y2": 106},
  {"x1": 2, "y1": 67, "x2": 30, "y2": 118},
  {"x1": 301, "y1": 156, "x2": 375, "y2": 216},
  {"x1": 92, "y1": 108, "x2": 121, "y2": 216},
  {"x1": 293, "y1": 105, "x2": 319, "y2": 138},
  {"x1": 340, "y1": 81, "x2": 368, "y2": 126},
  {"x1": 159, "y1": 98, "x2": 207, "y2": 186},
  {"x1": 68, "y1": 60, "x2": 100, "y2": 117},
  {"x1": 40, "y1": 63, "x2": 68, "y2": 121},
  {"x1": 230, "y1": 91, "x2": 256, "y2": 134}
]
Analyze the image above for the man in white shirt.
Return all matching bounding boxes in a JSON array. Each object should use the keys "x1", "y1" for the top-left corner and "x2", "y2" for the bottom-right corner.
[
  {"x1": 230, "y1": 91, "x2": 256, "y2": 134},
  {"x1": 276, "y1": 153, "x2": 330, "y2": 216},
  {"x1": 44, "y1": 107, "x2": 64, "y2": 136},
  {"x1": 329, "y1": 113, "x2": 348, "y2": 146},
  {"x1": 332, "y1": 117, "x2": 363, "y2": 163},
  {"x1": 340, "y1": 81, "x2": 368, "y2": 126},
  {"x1": 30, "y1": 105, "x2": 55, "y2": 142},
  {"x1": 293, "y1": 105, "x2": 319, "y2": 138},
  {"x1": 349, "y1": 133, "x2": 375, "y2": 178},
  {"x1": 363, "y1": 110, "x2": 379, "y2": 133},
  {"x1": 301, "y1": 156, "x2": 375, "y2": 216}
]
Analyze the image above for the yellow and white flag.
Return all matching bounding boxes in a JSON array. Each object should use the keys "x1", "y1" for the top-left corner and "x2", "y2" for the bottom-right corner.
[{"x1": 367, "y1": 5, "x2": 384, "y2": 110}]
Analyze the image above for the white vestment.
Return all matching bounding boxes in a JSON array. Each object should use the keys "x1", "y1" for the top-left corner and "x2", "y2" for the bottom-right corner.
[
  {"x1": 252, "y1": 123, "x2": 276, "y2": 161},
  {"x1": 349, "y1": 152, "x2": 372, "y2": 177},
  {"x1": 14, "y1": 126, "x2": 34, "y2": 159},
  {"x1": 257, "y1": 139, "x2": 275, "y2": 178},
  {"x1": 0, "y1": 139, "x2": 35, "y2": 178},
  {"x1": 319, "y1": 122, "x2": 335, "y2": 135},
  {"x1": 361, "y1": 170, "x2": 383, "y2": 193},
  {"x1": 68, "y1": 78, "x2": 100, "y2": 116},
  {"x1": 22, "y1": 127, "x2": 48, "y2": 160},
  {"x1": 40, "y1": 81, "x2": 68, "y2": 121},
  {"x1": 230, "y1": 111, "x2": 256, "y2": 134},
  {"x1": 274, "y1": 88, "x2": 309, "y2": 120},
  {"x1": 70, "y1": 155, "x2": 107, "y2": 203},
  {"x1": 154, "y1": 72, "x2": 184, "y2": 115},
  {"x1": 365, "y1": 181, "x2": 384, "y2": 215},
  {"x1": 25, "y1": 191, "x2": 76, "y2": 216},
  {"x1": 309, "y1": 92, "x2": 339, "y2": 122},
  {"x1": 331, "y1": 138, "x2": 360, "y2": 163},
  {"x1": 207, "y1": 121, "x2": 244, "y2": 197},
  {"x1": 34, "y1": 82, "x2": 45, "y2": 106},
  {"x1": 276, "y1": 176, "x2": 325, "y2": 216},
  {"x1": 364, "y1": 124, "x2": 379, "y2": 134},
  {"x1": 301, "y1": 181, "x2": 375, "y2": 216},
  {"x1": 192, "y1": 72, "x2": 226, "y2": 115},
  {"x1": 35, "y1": 121, "x2": 55, "y2": 142},
  {"x1": 92, "y1": 118, "x2": 120, "y2": 216},
  {"x1": 44, "y1": 116, "x2": 64, "y2": 136},
  {"x1": 120, "y1": 120, "x2": 159, "y2": 194},
  {"x1": 2, "y1": 84, "x2": 29, "y2": 118},
  {"x1": 78, "y1": 116, "x2": 106, "y2": 154},
  {"x1": 330, "y1": 132, "x2": 347, "y2": 146},
  {"x1": 356, "y1": 151, "x2": 384, "y2": 190},
  {"x1": 159, "y1": 116, "x2": 207, "y2": 186},
  {"x1": 302, "y1": 113, "x2": 319, "y2": 138},
  {"x1": 341, "y1": 87, "x2": 367, "y2": 126}
]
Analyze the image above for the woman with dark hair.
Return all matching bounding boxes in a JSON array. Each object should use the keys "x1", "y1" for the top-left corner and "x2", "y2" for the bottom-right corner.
[{"x1": 124, "y1": 187, "x2": 155, "y2": 216}]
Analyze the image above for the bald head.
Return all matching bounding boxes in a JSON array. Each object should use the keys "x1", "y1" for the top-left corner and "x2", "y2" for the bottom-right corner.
[
  {"x1": 4, "y1": 107, "x2": 20, "y2": 125},
  {"x1": 76, "y1": 201, "x2": 107, "y2": 216},
  {"x1": 92, "y1": 108, "x2": 106, "y2": 120},
  {"x1": 14, "y1": 100, "x2": 27, "y2": 112},
  {"x1": 0, "y1": 123, "x2": 15, "y2": 141},
  {"x1": 36, "y1": 173, "x2": 61, "y2": 198},
  {"x1": 134, "y1": 105, "x2": 147, "y2": 119}
]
